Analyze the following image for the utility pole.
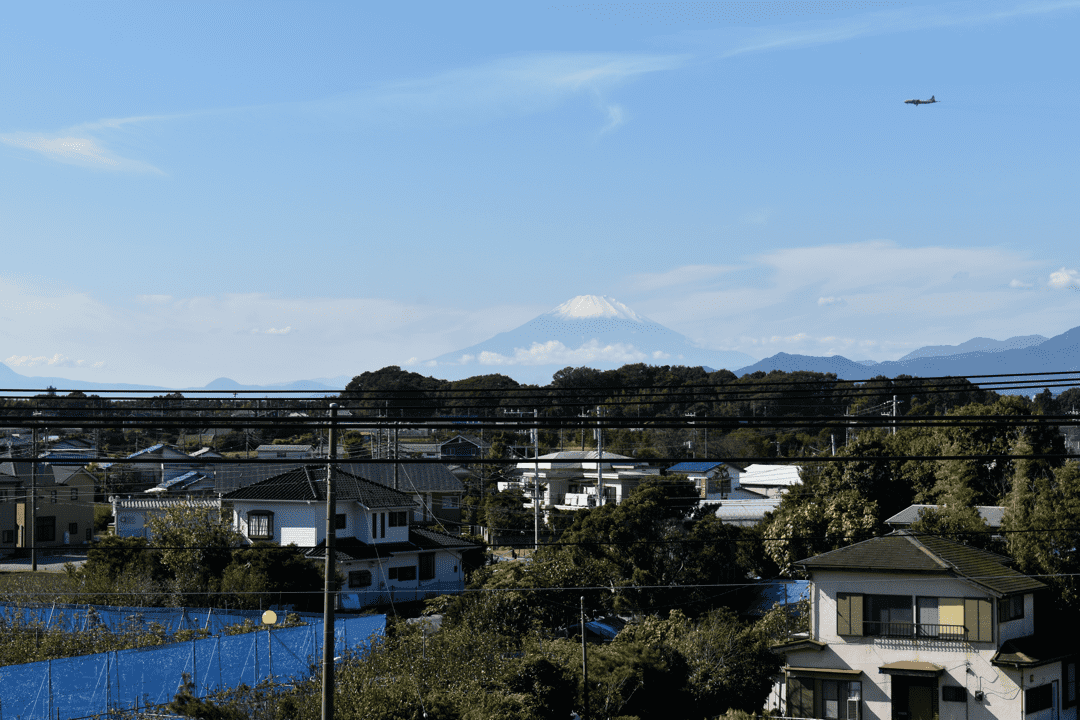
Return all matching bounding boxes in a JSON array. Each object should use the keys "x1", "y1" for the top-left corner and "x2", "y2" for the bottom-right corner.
[
  {"x1": 892, "y1": 395, "x2": 898, "y2": 436},
  {"x1": 321, "y1": 404, "x2": 338, "y2": 720},
  {"x1": 533, "y1": 409, "x2": 540, "y2": 550},
  {"x1": 595, "y1": 406, "x2": 604, "y2": 507},
  {"x1": 30, "y1": 427, "x2": 37, "y2": 572}
]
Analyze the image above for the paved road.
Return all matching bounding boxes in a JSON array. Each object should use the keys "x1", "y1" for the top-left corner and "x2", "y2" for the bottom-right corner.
[{"x1": 0, "y1": 552, "x2": 88, "y2": 572}]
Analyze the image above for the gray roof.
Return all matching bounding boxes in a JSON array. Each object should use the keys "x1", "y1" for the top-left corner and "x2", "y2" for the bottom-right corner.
[
  {"x1": 885, "y1": 504, "x2": 1005, "y2": 529},
  {"x1": 256, "y1": 444, "x2": 313, "y2": 453},
  {"x1": 340, "y1": 462, "x2": 464, "y2": 495},
  {"x1": 222, "y1": 465, "x2": 415, "y2": 509},
  {"x1": 305, "y1": 527, "x2": 479, "y2": 561},
  {"x1": 796, "y1": 530, "x2": 1045, "y2": 597}
]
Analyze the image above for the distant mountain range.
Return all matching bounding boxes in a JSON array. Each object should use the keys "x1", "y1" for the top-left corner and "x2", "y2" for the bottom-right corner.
[
  {"x1": 4, "y1": 293, "x2": 1078, "y2": 392},
  {"x1": 413, "y1": 295, "x2": 758, "y2": 384},
  {"x1": 734, "y1": 328, "x2": 1080, "y2": 383},
  {"x1": 0, "y1": 362, "x2": 349, "y2": 396}
]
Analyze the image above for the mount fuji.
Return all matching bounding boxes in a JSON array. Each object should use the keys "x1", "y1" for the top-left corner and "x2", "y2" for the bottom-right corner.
[{"x1": 413, "y1": 295, "x2": 758, "y2": 384}]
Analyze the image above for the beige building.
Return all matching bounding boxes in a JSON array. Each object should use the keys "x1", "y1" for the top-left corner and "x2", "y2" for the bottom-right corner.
[{"x1": 6, "y1": 463, "x2": 97, "y2": 547}]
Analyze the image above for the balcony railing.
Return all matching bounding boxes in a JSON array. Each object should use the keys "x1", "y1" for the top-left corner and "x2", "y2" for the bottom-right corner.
[{"x1": 863, "y1": 621, "x2": 966, "y2": 640}]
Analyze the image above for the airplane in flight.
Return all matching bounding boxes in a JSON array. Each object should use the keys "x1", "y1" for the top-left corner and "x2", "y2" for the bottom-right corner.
[{"x1": 905, "y1": 95, "x2": 938, "y2": 106}]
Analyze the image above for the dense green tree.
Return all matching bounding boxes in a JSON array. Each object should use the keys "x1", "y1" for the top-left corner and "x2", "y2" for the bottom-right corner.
[
  {"x1": 146, "y1": 504, "x2": 243, "y2": 606},
  {"x1": 1004, "y1": 459, "x2": 1080, "y2": 610},
  {"x1": 218, "y1": 542, "x2": 327, "y2": 611}
]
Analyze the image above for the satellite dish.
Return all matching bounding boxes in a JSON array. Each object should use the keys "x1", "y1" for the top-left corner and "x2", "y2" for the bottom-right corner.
[{"x1": 262, "y1": 610, "x2": 278, "y2": 625}]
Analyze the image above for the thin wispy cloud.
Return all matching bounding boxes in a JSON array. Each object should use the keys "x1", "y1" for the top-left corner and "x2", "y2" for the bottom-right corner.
[
  {"x1": 4, "y1": 353, "x2": 105, "y2": 370},
  {"x1": 630, "y1": 264, "x2": 738, "y2": 291},
  {"x1": 320, "y1": 52, "x2": 686, "y2": 130},
  {"x1": 717, "y1": 0, "x2": 1080, "y2": 58},
  {"x1": 0, "y1": 128, "x2": 163, "y2": 173}
]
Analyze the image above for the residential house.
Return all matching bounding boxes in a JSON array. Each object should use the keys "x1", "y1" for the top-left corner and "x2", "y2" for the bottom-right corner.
[
  {"x1": 666, "y1": 461, "x2": 757, "y2": 501},
  {"x1": 739, "y1": 463, "x2": 802, "y2": 497},
  {"x1": 396, "y1": 434, "x2": 491, "y2": 461},
  {"x1": 509, "y1": 451, "x2": 661, "y2": 509},
  {"x1": 772, "y1": 530, "x2": 1073, "y2": 720},
  {"x1": 255, "y1": 444, "x2": 315, "y2": 460},
  {"x1": 886, "y1": 505, "x2": 1006, "y2": 531},
  {"x1": 340, "y1": 462, "x2": 464, "y2": 525},
  {"x1": 222, "y1": 465, "x2": 479, "y2": 609},
  {"x1": 111, "y1": 497, "x2": 223, "y2": 539},
  {"x1": 102, "y1": 443, "x2": 207, "y2": 493},
  {"x1": 1, "y1": 461, "x2": 96, "y2": 547}
]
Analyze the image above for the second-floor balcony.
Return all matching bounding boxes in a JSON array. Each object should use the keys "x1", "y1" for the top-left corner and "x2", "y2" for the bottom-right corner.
[{"x1": 863, "y1": 621, "x2": 966, "y2": 640}]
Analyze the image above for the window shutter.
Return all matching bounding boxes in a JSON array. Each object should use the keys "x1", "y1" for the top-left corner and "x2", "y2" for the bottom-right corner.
[
  {"x1": 964, "y1": 598, "x2": 993, "y2": 642},
  {"x1": 978, "y1": 599, "x2": 992, "y2": 642},
  {"x1": 837, "y1": 593, "x2": 863, "y2": 636},
  {"x1": 837, "y1": 594, "x2": 850, "y2": 635}
]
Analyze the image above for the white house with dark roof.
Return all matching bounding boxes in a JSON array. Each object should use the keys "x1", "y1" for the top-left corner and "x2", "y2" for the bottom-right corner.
[
  {"x1": 222, "y1": 465, "x2": 478, "y2": 608},
  {"x1": 772, "y1": 531, "x2": 1073, "y2": 720}
]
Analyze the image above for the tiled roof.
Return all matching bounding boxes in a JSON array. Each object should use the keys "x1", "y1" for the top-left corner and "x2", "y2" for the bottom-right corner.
[
  {"x1": 341, "y1": 463, "x2": 464, "y2": 494},
  {"x1": 885, "y1": 504, "x2": 1005, "y2": 529},
  {"x1": 305, "y1": 528, "x2": 479, "y2": 561},
  {"x1": 410, "y1": 526, "x2": 480, "y2": 550},
  {"x1": 796, "y1": 531, "x2": 1045, "y2": 597},
  {"x1": 993, "y1": 634, "x2": 1077, "y2": 667},
  {"x1": 256, "y1": 444, "x2": 313, "y2": 453},
  {"x1": 222, "y1": 465, "x2": 414, "y2": 509}
]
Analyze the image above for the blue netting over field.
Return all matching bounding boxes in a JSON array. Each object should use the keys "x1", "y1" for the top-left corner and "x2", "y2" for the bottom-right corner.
[
  {"x1": 0, "y1": 601, "x2": 326, "y2": 634},
  {"x1": 0, "y1": 614, "x2": 385, "y2": 720}
]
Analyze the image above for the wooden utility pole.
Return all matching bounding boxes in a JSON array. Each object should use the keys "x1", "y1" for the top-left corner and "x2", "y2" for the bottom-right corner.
[{"x1": 321, "y1": 404, "x2": 338, "y2": 720}]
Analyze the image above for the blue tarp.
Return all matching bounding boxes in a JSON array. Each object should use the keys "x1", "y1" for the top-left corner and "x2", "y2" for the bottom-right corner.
[
  {"x1": 0, "y1": 601, "x2": 324, "y2": 635},
  {"x1": 0, "y1": 614, "x2": 385, "y2": 720}
]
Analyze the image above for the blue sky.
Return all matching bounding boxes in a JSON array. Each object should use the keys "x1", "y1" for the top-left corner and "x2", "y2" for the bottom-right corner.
[{"x1": 2, "y1": 0, "x2": 1079, "y2": 387}]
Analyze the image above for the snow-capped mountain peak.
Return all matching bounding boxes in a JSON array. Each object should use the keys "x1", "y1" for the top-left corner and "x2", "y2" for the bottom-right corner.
[{"x1": 545, "y1": 295, "x2": 645, "y2": 323}]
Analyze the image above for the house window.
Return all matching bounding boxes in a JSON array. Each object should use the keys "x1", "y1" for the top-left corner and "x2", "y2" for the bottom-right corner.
[
  {"x1": 864, "y1": 595, "x2": 912, "y2": 636},
  {"x1": 1027, "y1": 684, "x2": 1054, "y2": 714},
  {"x1": 348, "y1": 570, "x2": 372, "y2": 588},
  {"x1": 68, "y1": 523, "x2": 78, "y2": 537},
  {"x1": 844, "y1": 595, "x2": 990, "y2": 641},
  {"x1": 2, "y1": 530, "x2": 12, "y2": 544},
  {"x1": 389, "y1": 566, "x2": 416, "y2": 582},
  {"x1": 381, "y1": 512, "x2": 386, "y2": 538},
  {"x1": 1066, "y1": 662, "x2": 1076, "y2": 708},
  {"x1": 70, "y1": 488, "x2": 78, "y2": 501},
  {"x1": 419, "y1": 553, "x2": 435, "y2": 581},
  {"x1": 248, "y1": 511, "x2": 274, "y2": 539},
  {"x1": 442, "y1": 495, "x2": 459, "y2": 509},
  {"x1": 787, "y1": 677, "x2": 861, "y2": 720},
  {"x1": 942, "y1": 686, "x2": 967, "y2": 702},
  {"x1": 0, "y1": 489, "x2": 8, "y2": 502},
  {"x1": 36, "y1": 516, "x2": 56, "y2": 542},
  {"x1": 85, "y1": 528, "x2": 92, "y2": 541},
  {"x1": 335, "y1": 513, "x2": 347, "y2": 530},
  {"x1": 389, "y1": 511, "x2": 407, "y2": 527},
  {"x1": 998, "y1": 594, "x2": 1025, "y2": 622},
  {"x1": 822, "y1": 680, "x2": 861, "y2": 720},
  {"x1": 372, "y1": 513, "x2": 378, "y2": 539}
]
